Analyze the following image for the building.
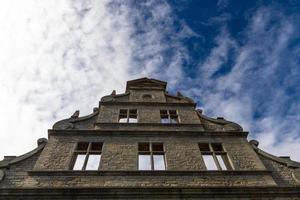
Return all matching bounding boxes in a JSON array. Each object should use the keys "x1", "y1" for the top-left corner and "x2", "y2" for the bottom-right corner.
[{"x1": 0, "y1": 77, "x2": 300, "y2": 199}]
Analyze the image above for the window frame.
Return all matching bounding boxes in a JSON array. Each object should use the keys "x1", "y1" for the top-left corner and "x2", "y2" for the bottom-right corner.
[
  {"x1": 160, "y1": 110, "x2": 179, "y2": 124},
  {"x1": 71, "y1": 142, "x2": 103, "y2": 170},
  {"x1": 138, "y1": 142, "x2": 166, "y2": 170},
  {"x1": 198, "y1": 143, "x2": 232, "y2": 171},
  {"x1": 119, "y1": 109, "x2": 138, "y2": 123}
]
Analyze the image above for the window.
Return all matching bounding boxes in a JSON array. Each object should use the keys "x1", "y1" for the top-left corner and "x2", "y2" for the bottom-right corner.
[
  {"x1": 199, "y1": 143, "x2": 232, "y2": 170},
  {"x1": 138, "y1": 143, "x2": 166, "y2": 170},
  {"x1": 119, "y1": 109, "x2": 137, "y2": 123},
  {"x1": 72, "y1": 142, "x2": 102, "y2": 170},
  {"x1": 160, "y1": 110, "x2": 179, "y2": 124}
]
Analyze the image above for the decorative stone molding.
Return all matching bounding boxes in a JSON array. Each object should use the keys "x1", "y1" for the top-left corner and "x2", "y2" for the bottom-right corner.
[
  {"x1": 293, "y1": 168, "x2": 300, "y2": 183},
  {"x1": 196, "y1": 110, "x2": 243, "y2": 132},
  {"x1": 0, "y1": 138, "x2": 47, "y2": 168},
  {"x1": 250, "y1": 141, "x2": 300, "y2": 168},
  {"x1": 52, "y1": 109, "x2": 99, "y2": 130},
  {"x1": 0, "y1": 170, "x2": 4, "y2": 181}
]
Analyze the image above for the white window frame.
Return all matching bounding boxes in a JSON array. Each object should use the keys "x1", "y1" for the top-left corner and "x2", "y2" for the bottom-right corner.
[
  {"x1": 138, "y1": 142, "x2": 166, "y2": 170},
  {"x1": 72, "y1": 142, "x2": 103, "y2": 170},
  {"x1": 199, "y1": 143, "x2": 232, "y2": 171},
  {"x1": 119, "y1": 109, "x2": 138, "y2": 123}
]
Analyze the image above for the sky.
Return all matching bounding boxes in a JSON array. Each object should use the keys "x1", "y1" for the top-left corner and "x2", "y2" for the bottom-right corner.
[{"x1": 0, "y1": 0, "x2": 300, "y2": 161}]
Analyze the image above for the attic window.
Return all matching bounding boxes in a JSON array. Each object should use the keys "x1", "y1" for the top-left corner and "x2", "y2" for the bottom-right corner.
[
  {"x1": 160, "y1": 110, "x2": 179, "y2": 124},
  {"x1": 198, "y1": 143, "x2": 232, "y2": 170},
  {"x1": 72, "y1": 142, "x2": 103, "y2": 170},
  {"x1": 119, "y1": 109, "x2": 138, "y2": 123}
]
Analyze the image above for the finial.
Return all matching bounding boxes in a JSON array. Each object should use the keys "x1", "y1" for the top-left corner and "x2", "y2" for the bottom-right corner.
[
  {"x1": 250, "y1": 140, "x2": 259, "y2": 147},
  {"x1": 111, "y1": 90, "x2": 116, "y2": 95},
  {"x1": 71, "y1": 110, "x2": 80, "y2": 118},
  {"x1": 177, "y1": 91, "x2": 183, "y2": 97},
  {"x1": 196, "y1": 109, "x2": 203, "y2": 114},
  {"x1": 37, "y1": 138, "x2": 47, "y2": 146}
]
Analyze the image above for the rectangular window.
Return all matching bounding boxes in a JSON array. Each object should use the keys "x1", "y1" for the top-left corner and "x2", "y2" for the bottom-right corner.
[
  {"x1": 72, "y1": 142, "x2": 102, "y2": 170},
  {"x1": 119, "y1": 109, "x2": 138, "y2": 123},
  {"x1": 160, "y1": 110, "x2": 179, "y2": 124},
  {"x1": 199, "y1": 143, "x2": 232, "y2": 170},
  {"x1": 138, "y1": 143, "x2": 166, "y2": 170}
]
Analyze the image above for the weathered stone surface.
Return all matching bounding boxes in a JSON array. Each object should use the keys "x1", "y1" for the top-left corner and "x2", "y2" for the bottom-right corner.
[
  {"x1": 0, "y1": 170, "x2": 4, "y2": 181},
  {"x1": 293, "y1": 168, "x2": 300, "y2": 183}
]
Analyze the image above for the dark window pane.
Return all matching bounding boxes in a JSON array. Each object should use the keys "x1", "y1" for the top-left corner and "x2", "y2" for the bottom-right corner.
[
  {"x1": 170, "y1": 116, "x2": 178, "y2": 124},
  {"x1": 91, "y1": 142, "x2": 102, "y2": 151},
  {"x1": 129, "y1": 114, "x2": 137, "y2": 118},
  {"x1": 119, "y1": 109, "x2": 127, "y2": 114},
  {"x1": 161, "y1": 115, "x2": 168, "y2": 119},
  {"x1": 77, "y1": 142, "x2": 89, "y2": 151},
  {"x1": 129, "y1": 109, "x2": 137, "y2": 114},
  {"x1": 160, "y1": 110, "x2": 168, "y2": 115},
  {"x1": 169, "y1": 110, "x2": 177, "y2": 115},
  {"x1": 119, "y1": 114, "x2": 127, "y2": 118},
  {"x1": 199, "y1": 143, "x2": 210, "y2": 152},
  {"x1": 212, "y1": 143, "x2": 223, "y2": 151},
  {"x1": 138, "y1": 143, "x2": 150, "y2": 152},
  {"x1": 152, "y1": 143, "x2": 164, "y2": 152}
]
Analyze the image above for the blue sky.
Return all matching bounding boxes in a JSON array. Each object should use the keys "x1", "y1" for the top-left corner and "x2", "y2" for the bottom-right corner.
[{"x1": 0, "y1": 0, "x2": 300, "y2": 161}]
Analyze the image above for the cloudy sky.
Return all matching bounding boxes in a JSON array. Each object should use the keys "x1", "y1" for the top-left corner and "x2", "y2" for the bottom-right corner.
[{"x1": 1, "y1": 0, "x2": 300, "y2": 162}]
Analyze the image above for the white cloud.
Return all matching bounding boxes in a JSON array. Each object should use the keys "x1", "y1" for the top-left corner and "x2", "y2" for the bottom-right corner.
[
  {"x1": 192, "y1": 6, "x2": 300, "y2": 161},
  {"x1": 0, "y1": 0, "x2": 188, "y2": 159},
  {"x1": 0, "y1": 0, "x2": 132, "y2": 159}
]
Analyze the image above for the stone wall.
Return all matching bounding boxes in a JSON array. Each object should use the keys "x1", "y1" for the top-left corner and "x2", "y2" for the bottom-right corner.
[
  {"x1": 34, "y1": 134, "x2": 266, "y2": 172},
  {"x1": 97, "y1": 105, "x2": 200, "y2": 124},
  {"x1": 259, "y1": 155, "x2": 299, "y2": 186}
]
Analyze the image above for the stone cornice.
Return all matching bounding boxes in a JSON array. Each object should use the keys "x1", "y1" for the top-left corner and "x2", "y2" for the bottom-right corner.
[
  {"x1": 48, "y1": 129, "x2": 248, "y2": 137},
  {"x1": 99, "y1": 101, "x2": 197, "y2": 107},
  {"x1": 27, "y1": 170, "x2": 271, "y2": 176},
  {"x1": 1, "y1": 186, "x2": 300, "y2": 198}
]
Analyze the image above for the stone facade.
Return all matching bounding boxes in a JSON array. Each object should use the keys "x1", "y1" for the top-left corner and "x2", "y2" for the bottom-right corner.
[{"x1": 0, "y1": 77, "x2": 300, "y2": 199}]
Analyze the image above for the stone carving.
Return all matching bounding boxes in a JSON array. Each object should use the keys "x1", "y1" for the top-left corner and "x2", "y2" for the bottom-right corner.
[
  {"x1": 196, "y1": 110, "x2": 243, "y2": 132},
  {"x1": 71, "y1": 110, "x2": 80, "y2": 118},
  {"x1": 37, "y1": 138, "x2": 48, "y2": 146},
  {"x1": 0, "y1": 170, "x2": 4, "y2": 181},
  {"x1": 52, "y1": 109, "x2": 99, "y2": 130},
  {"x1": 293, "y1": 169, "x2": 300, "y2": 183},
  {"x1": 250, "y1": 140, "x2": 259, "y2": 147}
]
